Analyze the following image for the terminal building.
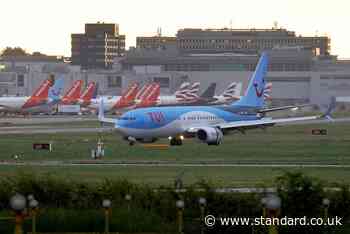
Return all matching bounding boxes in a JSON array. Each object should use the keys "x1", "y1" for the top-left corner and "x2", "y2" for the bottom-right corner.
[{"x1": 176, "y1": 28, "x2": 331, "y2": 56}]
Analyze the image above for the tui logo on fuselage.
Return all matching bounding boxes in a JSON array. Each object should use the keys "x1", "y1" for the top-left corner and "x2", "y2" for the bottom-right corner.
[{"x1": 147, "y1": 112, "x2": 165, "y2": 123}]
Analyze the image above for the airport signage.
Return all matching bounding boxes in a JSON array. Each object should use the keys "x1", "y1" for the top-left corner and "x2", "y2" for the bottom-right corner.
[
  {"x1": 311, "y1": 129, "x2": 327, "y2": 135},
  {"x1": 33, "y1": 143, "x2": 52, "y2": 151}
]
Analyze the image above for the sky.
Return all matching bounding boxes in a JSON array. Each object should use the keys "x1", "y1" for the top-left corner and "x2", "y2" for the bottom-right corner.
[{"x1": 1, "y1": 0, "x2": 349, "y2": 57}]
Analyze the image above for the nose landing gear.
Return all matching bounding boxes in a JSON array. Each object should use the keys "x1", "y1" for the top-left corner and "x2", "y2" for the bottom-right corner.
[{"x1": 169, "y1": 136, "x2": 184, "y2": 146}]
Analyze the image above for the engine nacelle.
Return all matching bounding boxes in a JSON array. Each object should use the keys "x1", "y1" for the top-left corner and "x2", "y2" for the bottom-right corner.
[{"x1": 197, "y1": 127, "x2": 223, "y2": 145}]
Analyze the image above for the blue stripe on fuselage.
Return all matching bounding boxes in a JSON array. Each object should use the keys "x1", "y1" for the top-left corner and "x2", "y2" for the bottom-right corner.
[{"x1": 117, "y1": 106, "x2": 258, "y2": 130}]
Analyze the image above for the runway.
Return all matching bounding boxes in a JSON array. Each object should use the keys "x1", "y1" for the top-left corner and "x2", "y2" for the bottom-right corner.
[{"x1": 0, "y1": 117, "x2": 349, "y2": 135}]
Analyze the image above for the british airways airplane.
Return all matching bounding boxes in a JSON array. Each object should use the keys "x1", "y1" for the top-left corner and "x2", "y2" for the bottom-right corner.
[{"x1": 98, "y1": 52, "x2": 333, "y2": 146}]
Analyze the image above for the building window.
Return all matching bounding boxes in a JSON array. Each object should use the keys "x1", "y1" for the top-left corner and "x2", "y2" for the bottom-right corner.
[
  {"x1": 107, "y1": 75, "x2": 122, "y2": 87},
  {"x1": 17, "y1": 74, "x2": 25, "y2": 87},
  {"x1": 153, "y1": 77, "x2": 170, "y2": 88}
]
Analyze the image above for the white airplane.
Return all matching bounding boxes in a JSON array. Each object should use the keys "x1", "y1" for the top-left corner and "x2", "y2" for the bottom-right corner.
[
  {"x1": 0, "y1": 77, "x2": 64, "y2": 113},
  {"x1": 98, "y1": 52, "x2": 334, "y2": 146},
  {"x1": 156, "y1": 82, "x2": 200, "y2": 106},
  {"x1": 208, "y1": 82, "x2": 242, "y2": 105}
]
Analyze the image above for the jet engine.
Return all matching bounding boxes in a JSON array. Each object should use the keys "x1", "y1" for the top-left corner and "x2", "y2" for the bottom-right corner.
[{"x1": 197, "y1": 127, "x2": 223, "y2": 145}]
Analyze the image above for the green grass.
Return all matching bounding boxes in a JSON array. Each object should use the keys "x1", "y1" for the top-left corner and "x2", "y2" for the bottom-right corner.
[
  {"x1": 1, "y1": 122, "x2": 350, "y2": 186},
  {"x1": 0, "y1": 122, "x2": 349, "y2": 163}
]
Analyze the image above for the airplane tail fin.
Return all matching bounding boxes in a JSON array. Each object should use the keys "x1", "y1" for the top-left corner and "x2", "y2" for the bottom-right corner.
[
  {"x1": 48, "y1": 77, "x2": 64, "y2": 102},
  {"x1": 114, "y1": 82, "x2": 139, "y2": 108},
  {"x1": 136, "y1": 83, "x2": 160, "y2": 108},
  {"x1": 31, "y1": 78, "x2": 54, "y2": 99},
  {"x1": 183, "y1": 82, "x2": 200, "y2": 101},
  {"x1": 232, "y1": 52, "x2": 269, "y2": 108},
  {"x1": 61, "y1": 80, "x2": 83, "y2": 104},
  {"x1": 174, "y1": 82, "x2": 191, "y2": 100},
  {"x1": 222, "y1": 82, "x2": 242, "y2": 100},
  {"x1": 201, "y1": 83, "x2": 216, "y2": 98},
  {"x1": 263, "y1": 82, "x2": 273, "y2": 101},
  {"x1": 80, "y1": 82, "x2": 96, "y2": 103}
]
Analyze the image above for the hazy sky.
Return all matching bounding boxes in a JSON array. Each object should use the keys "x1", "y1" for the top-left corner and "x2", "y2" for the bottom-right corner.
[{"x1": 1, "y1": 0, "x2": 349, "y2": 57}]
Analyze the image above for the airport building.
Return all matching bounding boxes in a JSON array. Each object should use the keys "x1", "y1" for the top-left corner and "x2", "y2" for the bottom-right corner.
[
  {"x1": 136, "y1": 36, "x2": 177, "y2": 49},
  {"x1": 71, "y1": 23, "x2": 126, "y2": 70},
  {"x1": 176, "y1": 28, "x2": 331, "y2": 56},
  {"x1": 0, "y1": 27, "x2": 349, "y2": 107}
]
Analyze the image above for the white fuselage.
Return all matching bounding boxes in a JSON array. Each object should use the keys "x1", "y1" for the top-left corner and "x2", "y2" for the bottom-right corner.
[
  {"x1": 88, "y1": 96, "x2": 121, "y2": 111},
  {"x1": 0, "y1": 96, "x2": 54, "y2": 113},
  {"x1": 0, "y1": 96, "x2": 29, "y2": 110}
]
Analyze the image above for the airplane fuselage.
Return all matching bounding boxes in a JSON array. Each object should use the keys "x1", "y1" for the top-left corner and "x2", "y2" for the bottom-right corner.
[
  {"x1": 114, "y1": 105, "x2": 259, "y2": 139},
  {"x1": 0, "y1": 96, "x2": 52, "y2": 112}
]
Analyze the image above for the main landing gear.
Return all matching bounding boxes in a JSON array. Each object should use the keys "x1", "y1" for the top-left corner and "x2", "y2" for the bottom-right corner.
[{"x1": 169, "y1": 136, "x2": 184, "y2": 146}]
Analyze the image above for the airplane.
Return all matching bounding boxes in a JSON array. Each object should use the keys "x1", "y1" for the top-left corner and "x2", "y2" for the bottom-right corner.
[
  {"x1": 135, "y1": 83, "x2": 160, "y2": 108},
  {"x1": 60, "y1": 80, "x2": 83, "y2": 105},
  {"x1": 156, "y1": 82, "x2": 200, "y2": 106},
  {"x1": 208, "y1": 82, "x2": 242, "y2": 105},
  {"x1": 88, "y1": 82, "x2": 140, "y2": 112},
  {"x1": 156, "y1": 82, "x2": 216, "y2": 107},
  {"x1": 0, "y1": 77, "x2": 64, "y2": 113},
  {"x1": 78, "y1": 82, "x2": 97, "y2": 107},
  {"x1": 98, "y1": 52, "x2": 334, "y2": 146}
]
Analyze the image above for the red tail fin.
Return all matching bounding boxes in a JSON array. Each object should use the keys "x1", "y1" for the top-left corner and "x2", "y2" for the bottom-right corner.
[
  {"x1": 135, "y1": 83, "x2": 152, "y2": 101},
  {"x1": 31, "y1": 78, "x2": 54, "y2": 99},
  {"x1": 136, "y1": 83, "x2": 160, "y2": 108},
  {"x1": 22, "y1": 78, "x2": 54, "y2": 109},
  {"x1": 114, "y1": 82, "x2": 139, "y2": 109},
  {"x1": 80, "y1": 82, "x2": 96, "y2": 105},
  {"x1": 61, "y1": 80, "x2": 83, "y2": 104}
]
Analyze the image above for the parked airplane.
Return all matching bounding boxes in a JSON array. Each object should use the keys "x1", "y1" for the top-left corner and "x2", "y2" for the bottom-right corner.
[
  {"x1": 78, "y1": 82, "x2": 97, "y2": 107},
  {"x1": 0, "y1": 77, "x2": 64, "y2": 113},
  {"x1": 99, "y1": 52, "x2": 333, "y2": 146},
  {"x1": 60, "y1": 80, "x2": 83, "y2": 105},
  {"x1": 208, "y1": 82, "x2": 242, "y2": 105},
  {"x1": 89, "y1": 82, "x2": 140, "y2": 112},
  {"x1": 135, "y1": 83, "x2": 160, "y2": 108},
  {"x1": 156, "y1": 82, "x2": 200, "y2": 106}
]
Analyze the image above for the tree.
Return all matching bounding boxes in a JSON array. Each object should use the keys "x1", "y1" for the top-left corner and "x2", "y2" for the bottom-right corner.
[{"x1": 1, "y1": 47, "x2": 28, "y2": 56}]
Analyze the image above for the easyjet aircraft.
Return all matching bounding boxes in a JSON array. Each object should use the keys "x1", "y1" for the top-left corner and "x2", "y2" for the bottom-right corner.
[
  {"x1": 0, "y1": 77, "x2": 64, "y2": 113},
  {"x1": 60, "y1": 80, "x2": 83, "y2": 105},
  {"x1": 78, "y1": 81, "x2": 97, "y2": 107},
  {"x1": 135, "y1": 83, "x2": 160, "y2": 108},
  {"x1": 88, "y1": 82, "x2": 140, "y2": 112}
]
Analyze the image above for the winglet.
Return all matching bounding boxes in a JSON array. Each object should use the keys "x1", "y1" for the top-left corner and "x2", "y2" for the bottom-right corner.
[
  {"x1": 322, "y1": 96, "x2": 336, "y2": 121},
  {"x1": 98, "y1": 98, "x2": 104, "y2": 122}
]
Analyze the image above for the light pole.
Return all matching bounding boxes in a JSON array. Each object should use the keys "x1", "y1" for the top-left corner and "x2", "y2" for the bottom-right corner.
[
  {"x1": 198, "y1": 197, "x2": 206, "y2": 234},
  {"x1": 322, "y1": 198, "x2": 330, "y2": 220},
  {"x1": 125, "y1": 194, "x2": 132, "y2": 231},
  {"x1": 102, "y1": 199, "x2": 112, "y2": 234},
  {"x1": 29, "y1": 199, "x2": 39, "y2": 234},
  {"x1": 176, "y1": 200, "x2": 184, "y2": 234},
  {"x1": 125, "y1": 194, "x2": 132, "y2": 212},
  {"x1": 261, "y1": 197, "x2": 267, "y2": 218},
  {"x1": 265, "y1": 194, "x2": 281, "y2": 234},
  {"x1": 9, "y1": 194, "x2": 27, "y2": 234}
]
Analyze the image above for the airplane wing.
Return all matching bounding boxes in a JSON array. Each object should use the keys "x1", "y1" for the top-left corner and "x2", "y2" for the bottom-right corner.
[
  {"x1": 258, "y1": 104, "x2": 314, "y2": 113},
  {"x1": 98, "y1": 99, "x2": 116, "y2": 124},
  {"x1": 186, "y1": 115, "x2": 321, "y2": 133}
]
